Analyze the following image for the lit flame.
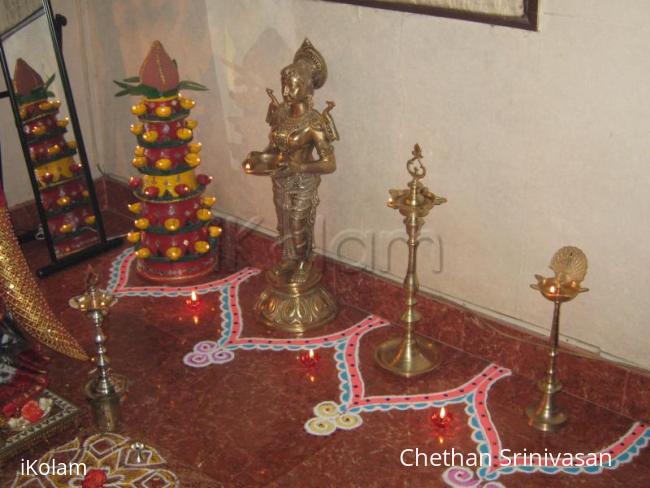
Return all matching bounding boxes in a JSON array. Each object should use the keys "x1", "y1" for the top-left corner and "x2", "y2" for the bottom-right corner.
[
  {"x1": 439, "y1": 406, "x2": 446, "y2": 419},
  {"x1": 191, "y1": 290, "x2": 198, "y2": 302},
  {"x1": 308, "y1": 350, "x2": 315, "y2": 359},
  {"x1": 192, "y1": 315, "x2": 199, "y2": 325},
  {"x1": 549, "y1": 285, "x2": 556, "y2": 293}
]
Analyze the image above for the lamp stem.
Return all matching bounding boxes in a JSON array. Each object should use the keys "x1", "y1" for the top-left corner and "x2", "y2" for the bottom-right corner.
[
  {"x1": 402, "y1": 213, "x2": 421, "y2": 335},
  {"x1": 526, "y1": 299, "x2": 567, "y2": 431},
  {"x1": 90, "y1": 309, "x2": 115, "y2": 397},
  {"x1": 546, "y1": 301, "x2": 561, "y2": 390}
]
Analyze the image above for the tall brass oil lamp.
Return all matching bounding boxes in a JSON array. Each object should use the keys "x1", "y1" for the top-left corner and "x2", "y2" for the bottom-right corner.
[
  {"x1": 69, "y1": 269, "x2": 126, "y2": 432},
  {"x1": 375, "y1": 144, "x2": 446, "y2": 377},
  {"x1": 526, "y1": 246, "x2": 588, "y2": 432}
]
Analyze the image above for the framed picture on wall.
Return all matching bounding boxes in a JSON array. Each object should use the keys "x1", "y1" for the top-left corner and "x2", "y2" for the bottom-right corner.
[{"x1": 320, "y1": 0, "x2": 540, "y2": 30}]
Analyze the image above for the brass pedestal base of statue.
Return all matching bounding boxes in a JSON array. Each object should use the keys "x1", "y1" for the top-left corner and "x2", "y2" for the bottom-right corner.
[
  {"x1": 84, "y1": 374, "x2": 127, "y2": 433},
  {"x1": 256, "y1": 264, "x2": 337, "y2": 334},
  {"x1": 526, "y1": 379, "x2": 567, "y2": 432},
  {"x1": 375, "y1": 330, "x2": 441, "y2": 378}
]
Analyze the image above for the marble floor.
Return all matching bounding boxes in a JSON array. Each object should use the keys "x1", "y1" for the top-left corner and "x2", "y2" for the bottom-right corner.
[{"x1": 1, "y1": 211, "x2": 649, "y2": 487}]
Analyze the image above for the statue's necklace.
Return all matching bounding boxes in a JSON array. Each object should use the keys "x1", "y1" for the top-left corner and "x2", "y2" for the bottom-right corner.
[{"x1": 279, "y1": 108, "x2": 313, "y2": 132}]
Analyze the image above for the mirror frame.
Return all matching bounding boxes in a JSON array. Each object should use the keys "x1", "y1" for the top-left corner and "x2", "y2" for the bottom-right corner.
[{"x1": 0, "y1": 0, "x2": 121, "y2": 276}]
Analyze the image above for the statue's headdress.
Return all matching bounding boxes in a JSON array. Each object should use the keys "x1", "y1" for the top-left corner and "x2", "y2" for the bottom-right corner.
[{"x1": 293, "y1": 38, "x2": 327, "y2": 90}]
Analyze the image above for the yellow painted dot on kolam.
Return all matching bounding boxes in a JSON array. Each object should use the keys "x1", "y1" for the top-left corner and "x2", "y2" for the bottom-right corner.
[
  {"x1": 155, "y1": 106, "x2": 172, "y2": 118},
  {"x1": 305, "y1": 418, "x2": 336, "y2": 436},
  {"x1": 201, "y1": 196, "x2": 216, "y2": 207},
  {"x1": 51, "y1": 99, "x2": 61, "y2": 109},
  {"x1": 134, "y1": 146, "x2": 145, "y2": 156},
  {"x1": 314, "y1": 401, "x2": 339, "y2": 418},
  {"x1": 132, "y1": 156, "x2": 147, "y2": 168},
  {"x1": 67, "y1": 140, "x2": 77, "y2": 150},
  {"x1": 184, "y1": 153, "x2": 200, "y2": 167},
  {"x1": 176, "y1": 128, "x2": 192, "y2": 140},
  {"x1": 164, "y1": 218, "x2": 180, "y2": 231},
  {"x1": 334, "y1": 414, "x2": 362, "y2": 430},
  {"x1": 56, "y1": 196, "x2": 70, "y2": 207},
  {"x1": 130, "y1": 123, "x2": 144, "y2": 135},
  {"x1": 194, "y1": 241, "x2": 210, "y2": 254},
  {"x1": 208, "y1": 226, "x2": 222, "y2": 238},
  {"x1": 134, "y1": 218, "x2": 150, "y2": 230},
  {"x1": 196, "y1": 208, "x2": 212, "y2": 221},
  {"x1": 155, "y1": 158, "x2": 172, "y2": 170},
  {"x1": 188, "y1": 142, "x2": 202, "y2": 153},
  {"x1": 142, "y1": 130, "x2": 158, "y2": 142},
  {"x1": 179, "y1": 97, "x2": 195, "y2": 110},
  {"x1": 131, "y1": 103, "x2": 146, "y2": 116},
  {"x1": 135, "y1": 247, "x2": 151, "y2": 259},
  {"x1": 56, "y1": 117, "x2": 69, "y2": 128},
  {"x1": 84, "y1": 215, "x2": 96, "y2": 225},
  {"x1": 126, "y1": 231, "x2": 141, "y2": 243},
  {"x1": 185, "y1": 119, "x2": 198, "y2": 129},
  {"x1": 32, "y1": 125, "x2": 46, "y2": 136},
  {"x1": 127, "y1": 202, "x2": 142, "y2": 214},
  {"x1": 166, "y1": 247, "x2": 182, "y2": 261},
  {"x1": 59, "y1": 223, "x2": 73, "y2": 233},
  {"x1": 38, "y1": 101, "x2": 53, "y2": 111}
]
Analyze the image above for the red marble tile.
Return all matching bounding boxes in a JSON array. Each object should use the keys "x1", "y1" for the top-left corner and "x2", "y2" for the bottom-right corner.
[
  {"x1": 8, "y1": 201, "x2": 40, "y2": 233},
  {"x1": 6, "y1": 195, "x2": 649, "y2": 485},
  {"x1": 1, "y1": 225, "x2": 648, "y2": 487},
  {"x1": 94, "y1": 176, "x2": 110, "y2": 210},
  {"x1": 102, "y1": 176, "x2": 137, "y2": 218},
  {"x1": 12, "y1": 185, "x2": 650, "y2": 424},
  {"x1": 622, "y1": 371, "x2": 650, "y2": 422},
  {"x1": 557, "y1": 352, "x2": 628, "y2": 414}
]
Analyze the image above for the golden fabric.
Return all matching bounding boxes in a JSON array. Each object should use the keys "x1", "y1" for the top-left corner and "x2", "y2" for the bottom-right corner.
[{"x1": 0, "y1": 205, "x2": 88, "y2": 361}]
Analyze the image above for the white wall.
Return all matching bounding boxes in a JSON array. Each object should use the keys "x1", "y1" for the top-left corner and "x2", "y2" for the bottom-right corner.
[{"x1": 14, "y1": 0, "x2": 650, "y2": 369}]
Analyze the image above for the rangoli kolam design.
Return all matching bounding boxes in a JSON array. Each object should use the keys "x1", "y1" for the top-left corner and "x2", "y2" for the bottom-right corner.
[
  {"x1": 11, "y1": 433, "x2": 178, "y2": 487},
  {"x1": 105, "y1": 250, "x2": 650, "y2": 485}
]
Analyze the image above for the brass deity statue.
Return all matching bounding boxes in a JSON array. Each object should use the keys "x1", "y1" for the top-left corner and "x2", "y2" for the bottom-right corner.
[{"x1": 242, "y1": 39, "x2": 338, "y2": 333}]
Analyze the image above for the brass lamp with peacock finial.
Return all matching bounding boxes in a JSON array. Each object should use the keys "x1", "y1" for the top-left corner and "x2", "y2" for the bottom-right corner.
[
  {"x1": 526, "y1": 246, "x2": 589, "y2": 432},
  {"x1": 374, "y1": 144, "x2": 447, "y2": 377}
]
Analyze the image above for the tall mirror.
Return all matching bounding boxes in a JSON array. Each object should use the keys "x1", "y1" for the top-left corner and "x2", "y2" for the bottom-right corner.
[{"x1": 0, "y1": 0, "x2": 121, "y2": 276}]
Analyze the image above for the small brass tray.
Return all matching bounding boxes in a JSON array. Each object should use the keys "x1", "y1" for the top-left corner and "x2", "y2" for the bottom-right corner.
[{"x1": 0, "y1": 390, "x2": 81, "y2": 464}]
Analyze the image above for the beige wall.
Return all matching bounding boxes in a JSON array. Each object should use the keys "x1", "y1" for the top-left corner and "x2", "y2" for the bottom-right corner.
[{"x1": 7, "y1": 0, "x2": 650, "y2": 369}]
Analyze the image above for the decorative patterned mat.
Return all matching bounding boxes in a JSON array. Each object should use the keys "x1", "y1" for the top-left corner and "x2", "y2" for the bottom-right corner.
[
  {"x1": 11, "y1": 433, "x2": 178, "y2": 487},
  {"x1": 107, "y1": 249, "x2": 650, "y2": 485}
]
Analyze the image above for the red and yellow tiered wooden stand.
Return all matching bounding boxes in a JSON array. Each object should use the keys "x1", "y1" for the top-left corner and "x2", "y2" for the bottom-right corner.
[{"x1": 116, "y1": 41, "x2": 220, "y2": 283}]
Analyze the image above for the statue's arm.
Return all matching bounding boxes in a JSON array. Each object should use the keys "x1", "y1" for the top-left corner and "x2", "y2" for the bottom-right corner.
[
  {"x1": 298, "y1": 118, "x2": 336, "y2": 174},
  {"x1": 243, "y1": 91, "x2": 285, "y2": 175}
]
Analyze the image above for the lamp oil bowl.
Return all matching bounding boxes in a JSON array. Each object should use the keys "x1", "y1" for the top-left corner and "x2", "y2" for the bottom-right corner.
[
  {"x1": 375, "y1": 144, "x2": 446, "y2": 377},
  {"x1": 526, "y1": 246, "x2": 588, "y2": 432},
  {"x1": 69, "y1": 268, "x2": 126, "y2": 432}
]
